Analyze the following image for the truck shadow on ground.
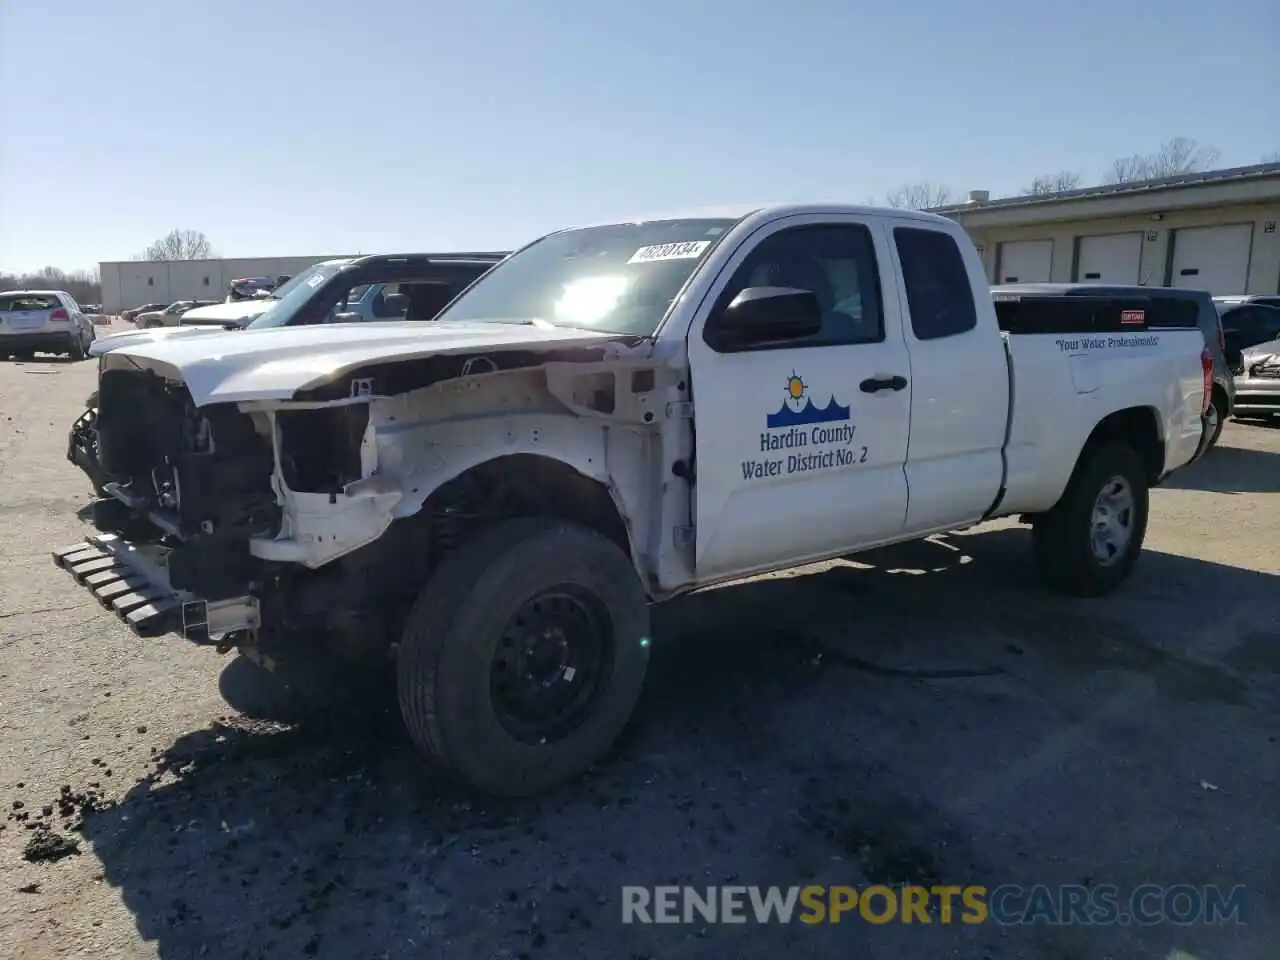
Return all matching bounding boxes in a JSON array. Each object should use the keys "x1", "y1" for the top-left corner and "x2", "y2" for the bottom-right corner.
[
  {"x1": 60, "y1": 527, "x2": 1278, "y2": 960},
  {"x1": 1158, "y1": 442, "x2": 1279, "y2": 494}
]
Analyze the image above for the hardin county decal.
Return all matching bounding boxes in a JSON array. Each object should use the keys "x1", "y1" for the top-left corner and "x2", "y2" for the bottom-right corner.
[{"x1": 741, "y1": 373, "x2": 867, "y2": 480}]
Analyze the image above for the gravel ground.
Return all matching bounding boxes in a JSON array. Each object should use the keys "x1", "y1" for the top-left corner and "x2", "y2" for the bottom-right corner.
[{"x1": 1, "y1": 334, "x2": 1277, "y2": 960}]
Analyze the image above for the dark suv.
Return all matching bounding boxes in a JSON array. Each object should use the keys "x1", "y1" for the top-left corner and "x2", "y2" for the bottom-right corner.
[
  {"x1": 242, "y1": 252, "x2": 509, "y2": 330},
  {"x1": 989, "y1": 283, "x2": 1234, "y2": 452}
]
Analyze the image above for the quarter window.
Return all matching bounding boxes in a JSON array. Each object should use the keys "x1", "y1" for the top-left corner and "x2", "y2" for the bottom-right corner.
[{"x1": 894, "y1": 227, "x2": 978, "y2": 340}]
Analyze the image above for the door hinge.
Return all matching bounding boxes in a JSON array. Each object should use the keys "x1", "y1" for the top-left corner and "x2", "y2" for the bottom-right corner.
[
  {"x1": 673, "y1": 525, "x2": 695, "y2": 548},
  {"x1": 665, "y1": 401, "x2": 694, "y2": 419}
]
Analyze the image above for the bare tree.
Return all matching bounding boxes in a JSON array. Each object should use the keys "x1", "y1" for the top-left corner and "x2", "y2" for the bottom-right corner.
[
  {"x1": 1102, "y1": 137, "x2": 1221, "y2": 184},
  {"x1": 1103, "y1": 155, "x2": 1150, "y2": 185},
  {"x1": 1263, "y1": 150, "x2": 1280, "y2": 164},
  {"x1": 140, "y1": 229, "x2": 214, "y2": 261},
  {"x1": 1022, "y1": 171, "x2": 1082, "y2": 196},
  {"x1": 884, "y1": 181, "x2": 954, "y2": 210},
  {"x1": 0, "y1": 266, "x2": 101, "y2": 304}
]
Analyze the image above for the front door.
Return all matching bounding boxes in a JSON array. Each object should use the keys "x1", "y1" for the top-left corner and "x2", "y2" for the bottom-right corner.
[{"x1": 686, "y1": 215, "x2": 912, "y2": 581}]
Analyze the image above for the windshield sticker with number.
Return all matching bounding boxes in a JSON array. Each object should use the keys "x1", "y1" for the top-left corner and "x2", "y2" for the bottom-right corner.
[
  {"x1": 305, "y1": 273, "x2": 325, "y2": 288},
  {"x1": 627, "y1": 241, "x2": 710, "y2": 264}
]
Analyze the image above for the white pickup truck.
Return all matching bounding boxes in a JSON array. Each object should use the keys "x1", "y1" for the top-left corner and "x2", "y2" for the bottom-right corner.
[{"x1": 53, "y1": 204, "x2": 1212, "y2": 797}]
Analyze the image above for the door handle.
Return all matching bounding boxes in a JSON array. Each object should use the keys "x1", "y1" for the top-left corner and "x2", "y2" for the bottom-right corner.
[{"x1": 859, "y1": 375, "x2": 908, "y2": 393}]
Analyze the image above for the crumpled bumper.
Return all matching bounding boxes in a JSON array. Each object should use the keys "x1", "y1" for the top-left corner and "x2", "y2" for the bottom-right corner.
[
  {"x1": 66, "y1": 407, "x2": 105, "y2": 493},
  {"x1": 51, "y1": 533, "x2": 259, "y2": 642},
  {"x1": 1232, "y1": 371, "x2": 1280, "y2": 414}
]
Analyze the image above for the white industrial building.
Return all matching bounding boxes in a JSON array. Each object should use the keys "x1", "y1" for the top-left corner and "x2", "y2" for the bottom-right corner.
[
  {"x1": 938, "y1": 161, "x2": 1280, "y2": 295},
  {"x1": 99, "y1": 254, "x2": 353, "y2": 314},
  {"x1": 99, "y1": 161, "x2": 1279, "y2": 312}
]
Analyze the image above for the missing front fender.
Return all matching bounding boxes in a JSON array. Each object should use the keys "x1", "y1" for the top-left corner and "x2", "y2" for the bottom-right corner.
[{"x1": 277, "y1": 405, "x2": 370, "y2": 493}]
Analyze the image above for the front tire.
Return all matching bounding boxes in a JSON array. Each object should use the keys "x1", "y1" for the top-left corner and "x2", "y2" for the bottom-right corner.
[
  {"x1": 1031, "y1": 442, "x2": 1149, "y2": 597},
  {"x1": 397, "y1": 518, "x2": 650, "y2": 798}
]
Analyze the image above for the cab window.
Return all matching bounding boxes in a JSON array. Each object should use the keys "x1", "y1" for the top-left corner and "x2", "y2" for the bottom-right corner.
[{"x1": 709, "y1": 223, "x2": 884, "y2": 351}]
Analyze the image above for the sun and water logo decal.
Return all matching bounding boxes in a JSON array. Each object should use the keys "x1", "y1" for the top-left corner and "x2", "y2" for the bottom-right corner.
[
  {"x1": 741, "y1": 373, "x2": 865, "y2": 480},
  {"x1": 766, "y1": 372, "x2": 852, "y2": 428}
]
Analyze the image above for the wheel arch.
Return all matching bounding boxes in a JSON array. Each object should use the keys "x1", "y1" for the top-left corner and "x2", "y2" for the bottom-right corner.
[
  {"x1": 410, "y1": 450, "x2": 640, "y2": 576},
  {"x1": 1078, "y1": 405, "x2": 1165, "y2": 486},
  {"x1": 1210, "y1": 380, "x2": 1231, "y2": 415}
]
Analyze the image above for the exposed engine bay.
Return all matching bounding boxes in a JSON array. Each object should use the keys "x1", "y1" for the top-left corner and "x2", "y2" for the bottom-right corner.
[
  {"x1": 73, "y1": 340, "x2": 678, "y2": 667},
  {"x1": 95, "y1": 368, "x2": 280, "y2": 542}
]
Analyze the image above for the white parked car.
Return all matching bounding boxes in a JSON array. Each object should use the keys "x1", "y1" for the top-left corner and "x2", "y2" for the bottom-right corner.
[
  {"x1": 133, "y1": 300, "x2": 218, "y2": 329},
  {"x1": 0, "y1": 289, "x2": 94, "y2": 360},
  {"x1": 54, "y1": 204, "x2": 1212, "y2": 797}
]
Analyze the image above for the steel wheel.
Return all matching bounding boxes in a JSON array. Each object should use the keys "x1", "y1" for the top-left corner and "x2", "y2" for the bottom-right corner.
[
  {"x1": 1089, "y1": 475, "x2": 1134, "y2": 567},
  {"x1": 490, "y1": 586, "x2": 613, "y2": 745}
]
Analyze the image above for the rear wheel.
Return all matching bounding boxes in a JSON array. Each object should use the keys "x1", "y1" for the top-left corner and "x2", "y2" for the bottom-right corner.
[
  {"x1": 69, "y1": 338, "x2": 87, "y2": 362},
  {"x1": 1204, "y1": 392, "x2": 1227, "y2": 449},
  {"x1": 1032, "y1": 442, "x2": 1149, "y2": 597},
  {"x1": 397, "y1": 518, "x2": 650, "y2": 797}
]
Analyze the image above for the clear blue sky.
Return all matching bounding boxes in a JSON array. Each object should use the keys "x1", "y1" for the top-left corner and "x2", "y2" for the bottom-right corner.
[{"x1": 2, "y1": 0, "x2": 1276, "y2": 274}]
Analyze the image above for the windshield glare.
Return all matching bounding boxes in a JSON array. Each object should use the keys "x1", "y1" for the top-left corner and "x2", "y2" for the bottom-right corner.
[
  {"x1": 247, "y1": 264, "x2": 347, "y2": 329},
  {"x1": 434, "y1": 218, "x2": 739, "y2": 336}
]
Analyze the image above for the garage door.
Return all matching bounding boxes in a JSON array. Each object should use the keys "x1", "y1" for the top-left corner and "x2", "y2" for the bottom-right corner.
[
  {"x1": 1169, "y1": 224, "x2": 1254, "y2": 295},
  {"x1": 997, "y1": 239, "x2": 1053, "y2": 284},
  {"x1": 1076, "y1": 232, "x2": 1143, "y2": 284}
]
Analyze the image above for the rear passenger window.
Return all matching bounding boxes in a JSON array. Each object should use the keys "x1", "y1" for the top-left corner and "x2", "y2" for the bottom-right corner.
[{"x1": 894, "y1": 227, "x2": 978, "y2": 340}]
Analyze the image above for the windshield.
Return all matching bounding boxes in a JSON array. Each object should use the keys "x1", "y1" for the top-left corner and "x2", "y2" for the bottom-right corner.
[
  {"x1": 246, "y1": 264, "x2": 348, "y2": 329},
  {"x1": 434, "y1": 218, "x2": 739, "y2": 335}
]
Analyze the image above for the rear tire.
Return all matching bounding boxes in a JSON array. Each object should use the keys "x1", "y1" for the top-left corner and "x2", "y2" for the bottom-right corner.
[
  {"x1": 1205, "y1": 392, "x2": 1227, "y2": 449},
  {"x1": 69, "y1": 339, "x2": 87, "y2": 362},
  {"x1": 1031, "y1": 442, "x2": 1149, "y2": 597},
  {"x1": 397, "y1": 518, "x2": 650, "y2": 798}
]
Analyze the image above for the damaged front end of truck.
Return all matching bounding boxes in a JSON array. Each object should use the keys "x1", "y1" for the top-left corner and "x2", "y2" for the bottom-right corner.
[{"x1": 53, "y1": 324, "x2": 683, "y2": 676}]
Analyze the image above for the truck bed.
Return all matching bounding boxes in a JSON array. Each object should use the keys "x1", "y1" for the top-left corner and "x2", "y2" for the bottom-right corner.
[{"x1": 995, "y1": 297, "x2": 1207, "y2": 516}]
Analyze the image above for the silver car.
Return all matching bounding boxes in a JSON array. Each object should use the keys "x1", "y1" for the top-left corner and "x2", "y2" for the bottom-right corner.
[
  {"x1": 0, "y1": 289, "x2": 94, "y2": 361},
  {"x1": 1233, "y1": 338, "x2": 1280, "y2": 420}
]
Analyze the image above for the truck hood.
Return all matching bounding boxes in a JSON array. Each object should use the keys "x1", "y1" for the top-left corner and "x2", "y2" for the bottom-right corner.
[
  {"x1": 1241, "y1": 338, "x2": 1280, "y2": 362},
  {"x1": 100, "y1": 320, "x2": 627, "y2": 406},
  {"x1": 90, "y1": 324, "x2": 230, "y2": 357},
  {"x1": 179, "y1": 300, "x2": 274, "y2": 325}
]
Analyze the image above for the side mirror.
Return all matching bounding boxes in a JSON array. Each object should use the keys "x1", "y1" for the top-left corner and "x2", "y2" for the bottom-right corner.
[{"x1": 709, "y1": 286, "x2": 822, "y2": 350}]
